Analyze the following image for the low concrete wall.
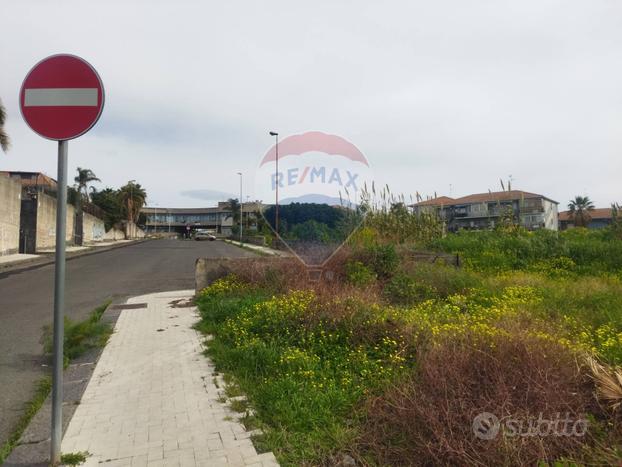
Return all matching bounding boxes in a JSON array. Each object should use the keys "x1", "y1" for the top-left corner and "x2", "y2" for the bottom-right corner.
[
  {"x1": 0, "y1": 176, "x2": 22, "y2": 255},
  {"x1": 35, "y1": 193, "x2": 75, "y2": 250},
  {"x1": 408, "y1": 251, "x2": 461, "y2": 267},
  {"x1": 83, "y1": 211, "x2": 105, "y2": 243},
  {"x1": 104, "y1": 228, "x2": 125, "y2": 241},
  {"x1": 125, "y1": 222, "x2": 146, "y2": 239},
  {"x1": 195, "y1": 257, "x2": 301, "y2": 294}
]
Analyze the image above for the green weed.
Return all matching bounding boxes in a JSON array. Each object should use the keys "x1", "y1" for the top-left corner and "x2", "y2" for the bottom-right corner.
[
  {"x1": 60, "y1": 451, "x2": 89, "y2": 465},
  {"x1": 0, "y1": 378, "x2": 51, "y2": 465},
  {"x1": 42, "y1": 301, "x2": 113, "y2": 367}
]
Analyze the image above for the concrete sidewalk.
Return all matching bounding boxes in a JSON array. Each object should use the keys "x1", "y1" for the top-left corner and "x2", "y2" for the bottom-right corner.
[
  {"x1": 0, "y1": 253, "x2": 39, "y2": 265},
  {"x1": 0, "y1": 239, "x2": 146, "y2": 274},
  {"x1": 61, "y1": 290, "x2": 278, "y2": 467},
  {"x1": 222, "y1": 240, "x2": 289, "y2": 258}
]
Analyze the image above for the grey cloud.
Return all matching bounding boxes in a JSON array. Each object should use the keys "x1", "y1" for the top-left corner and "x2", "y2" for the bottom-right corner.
[
  {"x1": 180, "y1": 190, "x2": 236, "y2": 201},
  {"x1": 1, "y1": 0, "x2": 621, "y2": 208}
]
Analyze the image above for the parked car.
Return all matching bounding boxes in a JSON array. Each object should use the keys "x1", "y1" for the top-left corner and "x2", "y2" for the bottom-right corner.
[{"x1": 194, "y1": 230, "x2": 216, "y2": 241}]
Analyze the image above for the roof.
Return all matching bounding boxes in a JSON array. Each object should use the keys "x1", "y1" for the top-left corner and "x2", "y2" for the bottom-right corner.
[
  {"x1": 412, "y1": 196, "x2": 455, "y2": 207},
  {"x1": 412, "y1": 190, "x2": 557, "y2": 207},
  {"x1": 559, "y1": 208, "x2": 613, "y2": 222},
  {"x1": 141, "y1": 207, "x2": 224, "y2": 214},
  {"x1": 0, "y1": 171, "x2": 57, "y2": 187},
  {"x1": 141, "y1": 202, "x2": 263, "y2": 215}
]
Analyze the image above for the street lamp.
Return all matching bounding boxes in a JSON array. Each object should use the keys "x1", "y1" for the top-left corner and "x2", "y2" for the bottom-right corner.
[
  {"x1": 246, "y1": 195, "x2": 250, "y2": 230},
  {"x1": 127, "y1": 180, "x2": 136, "y2": 238},
  {"x1": 127, "y1": 179, "x2": 136, "y2": 222},
  {"x1": 153, "y1": 203, "x2": 158, "y2": 234},
  {"x1": 269, "y1": 131, "x2": 279, "y2": 236},
  {"x1": 237, "y1": 172, "x2": 243, "y2": 243}
]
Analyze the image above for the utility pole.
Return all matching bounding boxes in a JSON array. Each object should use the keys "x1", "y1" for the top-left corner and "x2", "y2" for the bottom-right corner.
[
  {"x1": 269, "y1": 131, "x2": 279, "y2": 237},
  {"x1": 237, "y1": 172, "x2": 243, "y2": 243},
  {"x1": 246, "y1": 195, "x2": 250, "y2": 230}
]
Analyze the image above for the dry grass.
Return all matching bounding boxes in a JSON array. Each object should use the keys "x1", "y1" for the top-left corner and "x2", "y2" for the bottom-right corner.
[
  {"x1": 355, "y1": 333, "x2": 601, "y2": 466},
  {"x1": 588, "y1": 357, "x2": 622, "y2": 412}
]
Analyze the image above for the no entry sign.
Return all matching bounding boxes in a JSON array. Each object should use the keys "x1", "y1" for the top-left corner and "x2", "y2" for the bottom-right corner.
[
  {"x1": 19, "y1": 54, "x2": 105, "y2": 465},
  {"x1": 20, "y1": 54, "x2": 104, "y2": 141}
]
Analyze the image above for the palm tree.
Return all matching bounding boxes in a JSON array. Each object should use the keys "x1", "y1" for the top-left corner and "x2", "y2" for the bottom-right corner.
[
  {"x1": 75, "y1": 168, "x2": 101, "y2": 202},
  {"x1": 568, "y1": 195, "x2": 595, "y2": 227},
  {"x1": 118, "y1": 181, "x2": 147, "y2": 224},
  {"x1": 73, "y1": 168, "x2": 101, "y2": 245},
  {"x1": 0, "y1": 98, "x2": 10, "y2": 152},
  {"x1": 73, "y1": 167, "x2": 101, "y2": 245}
]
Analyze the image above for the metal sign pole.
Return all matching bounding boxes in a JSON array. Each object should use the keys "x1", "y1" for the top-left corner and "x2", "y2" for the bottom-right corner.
[
  {"x1": 51, "y1": 140, "x2": 68, "y2": 465},
  {"x1": 240, "y1": 173, "x2": 243, "y2": 243}
]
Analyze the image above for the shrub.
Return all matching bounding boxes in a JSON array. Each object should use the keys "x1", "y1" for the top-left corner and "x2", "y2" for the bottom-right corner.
[
  {"x1": 345, "y1": 261, "x2": 377, "y2": 286},
  {"x1": 384, "y1": 273, "x2": 436, "y2": 305},
  {"x1": 354, "y1": 243, "x2": 399, "y2": 279},
  {"x1": 530, "y1": 256, "x2": 577, "y2": 278},
  {"x1": 369, "y1": 244, "x2": 399, "y2": 278}
]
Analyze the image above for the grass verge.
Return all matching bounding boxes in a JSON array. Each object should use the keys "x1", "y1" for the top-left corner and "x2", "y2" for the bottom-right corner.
[
  {"x1": 195, "y1": 277, "x2": 413, "y2": 465},
  {"x1": 0, "y1": 301, "x2": 113, "y2": 464}
]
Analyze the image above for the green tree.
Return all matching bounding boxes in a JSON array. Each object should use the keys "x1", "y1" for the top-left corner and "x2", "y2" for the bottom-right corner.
[
  {"x1": 290, "y1": 219, "x2": 332, "y2": 242},
  {"x1": 118, "y1": 181, "x2": 147, "y2": 224},
  {"x1": 227, "y1": 198, "x2": 240, "y2": 234},
  {"x1": 91, "y1": 188, "x2": 123, "y2": 231},
  {"x1": 0, "y1": 98, "x2": 10, "y2": 152},
  {"x1": 263, "y1": 203, "x2": 345, "y2": 236},
  {"x1": 568, "y1": 196, "x2": 595, "y2": 228},
  {"x1": 611, "y1": 203, "x2": 622, "y2": 239}
]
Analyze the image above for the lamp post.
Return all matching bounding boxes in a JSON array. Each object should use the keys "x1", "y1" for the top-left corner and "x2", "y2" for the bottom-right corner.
[
  {"x1": 153, "y1": 203, "x2": 158, "y2": 234},
  {"x1": 127, "y1": 180, "x2": 136, "y2": 239},
  {"x1": 246, "y1": 195, "x2": 250, "y2": 230},
  {"x1": 237, "y1": 172, "x2": 243, "y2": 243},
  {"x1": 269, "y1": 131, "x2": 279, "y2": 236}
]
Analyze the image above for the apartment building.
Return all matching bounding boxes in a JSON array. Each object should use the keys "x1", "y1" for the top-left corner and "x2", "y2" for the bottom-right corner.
[
  {"x1": 141, "y1": 201, "x2": 263, "y2": 236},
  {"x1": 411, "y1": 190, "x2": 559, "y2": 231},
  {"x1": 559, "y1": 208, "x2": 614, "y2": 230}
]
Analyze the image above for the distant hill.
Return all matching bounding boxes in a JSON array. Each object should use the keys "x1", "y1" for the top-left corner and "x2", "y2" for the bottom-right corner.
[{"x1": 280, "y1": 193, "x2": 357, "y2": 208}]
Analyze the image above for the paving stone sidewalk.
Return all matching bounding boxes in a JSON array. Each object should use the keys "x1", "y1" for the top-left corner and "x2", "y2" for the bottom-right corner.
[{"x1": 61, "y1": 290, "x2": 278, "y2": 467}]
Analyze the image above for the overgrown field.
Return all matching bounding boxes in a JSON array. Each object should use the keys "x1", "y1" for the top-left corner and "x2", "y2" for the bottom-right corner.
[
  {"x1": 196, "y1": 227, "x2": 622, "y2": 466},
  {"x1": 430, "y1": 227, "x2": 622, "y2": 276}
]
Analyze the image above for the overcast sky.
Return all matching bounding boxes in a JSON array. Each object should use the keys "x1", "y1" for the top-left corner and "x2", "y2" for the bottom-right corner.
[{"x1": 2, "y1": 0, "x2": 621, "y2": 208}]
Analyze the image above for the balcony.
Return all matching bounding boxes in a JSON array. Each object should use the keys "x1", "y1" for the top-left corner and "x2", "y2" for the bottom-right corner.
[{"x1": 447, "y1": 206, "x2": 544, "y2": 219}]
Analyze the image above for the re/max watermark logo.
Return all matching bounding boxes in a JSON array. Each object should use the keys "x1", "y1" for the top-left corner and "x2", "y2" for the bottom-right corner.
[{"x1": 271, "y1": 166, "x2": 359, "y2": 191}]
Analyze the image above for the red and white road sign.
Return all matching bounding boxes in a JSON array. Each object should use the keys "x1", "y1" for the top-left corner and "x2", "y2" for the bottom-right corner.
[{"x1": 20, "y1": 54, "x2": 104, "y2": 141}]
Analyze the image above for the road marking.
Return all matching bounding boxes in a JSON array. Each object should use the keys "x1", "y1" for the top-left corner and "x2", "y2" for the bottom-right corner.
[{"x1": 24, "y1": 88, "x2": 98, "y2": 107}]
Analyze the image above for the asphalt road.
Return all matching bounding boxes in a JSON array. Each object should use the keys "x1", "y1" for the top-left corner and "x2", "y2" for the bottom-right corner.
[{"x1": 0, "y1": 239, "x2": 255, "y2": 449}]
